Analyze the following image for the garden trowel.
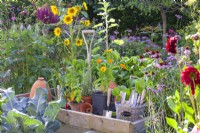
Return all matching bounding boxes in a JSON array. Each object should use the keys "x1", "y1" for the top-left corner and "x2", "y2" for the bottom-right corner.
[{"x1": 103, "y1": 88, "x2": 112, "y2": 118}]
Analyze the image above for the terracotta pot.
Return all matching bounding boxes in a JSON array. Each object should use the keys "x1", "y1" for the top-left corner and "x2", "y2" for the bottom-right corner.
[
  {"x1": 69, "y1": 101, "x2": 83, "y2": 111},
  {"x1": 82, "y1": 96, "x2": 92, "y2": 104},
  {"x1": 80, "y1": 103, "x2": 93, "y2": 113},
  {"x1": 30, "y1": 77, "x2": 52, "y2": 101}
]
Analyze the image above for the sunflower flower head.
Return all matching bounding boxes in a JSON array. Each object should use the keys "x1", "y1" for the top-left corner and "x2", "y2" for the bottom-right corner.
[
  {"x1": 120, "y1": 63, "x2": 126, "y2": 69},
  {"x1": 50, "y1": 6, "x2": 59, "y2": 15},
  {"x1": 106, "y1": 49, "x2": 112, "y2": 53},
  {"x1": 67, "y1": 7, "x2": 77, "y2": 17},
  {"x1": 97, "y1": 59, "x2": 102, "y2": 64},
  {"x1": 54, "y1": 27, "x2": 61, "y2": 37},
  {"x1": 100, "y1": 66, "x2": 106, "y2": 72},
  {"x1": 64, "y1": 39, "x2": 70, "y2": 46},
  {"x1": 75, "y1": 6, "x2": 81, "y2": 12},
  {"x1": 76, "y1": 39, "x2": 83, "y2": 46},
  {"x1": 63, "y1": 15, "x2": 73, "y2": 25},
  {"x1": 84, "y1": 20, "x2": 90, "y2": 27},
  {"x1": 83, "y1": 2, "x2": 88, "y2": 10}
]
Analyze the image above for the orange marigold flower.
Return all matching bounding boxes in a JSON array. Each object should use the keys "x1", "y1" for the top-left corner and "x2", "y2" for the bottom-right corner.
[
  {"x1": 97, "y1": 59, "x2": 102, "y2": 64},
  {"x1": 100, "y1": 66, "x2": 106, "y2": 72},
  {"x1": 108, "y1": 59, "x2": 113, "y2": 64},
  {"x1": 120, "y1": 64, "x2": 126, "y2": 69}
]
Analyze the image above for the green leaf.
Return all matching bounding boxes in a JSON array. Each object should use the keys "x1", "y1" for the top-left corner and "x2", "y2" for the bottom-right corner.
[
  {"x1": 109, "y1": 24, "x2": 118, "y2": 28},
  {"x1": 167, "y1": 96, "x2": 181, "y2": 114},
  {"x1": 113, "y1": 39, "x2": 124, "y2": 46},
  {"x1": 182, "y1": 102, "x2": 195, "y2": 124},
  {"x1": 175, "y1": 90, "x2": 180, "y2": 100},
  {"x1": 195, "y1": 86, "x2": 200, "y2": 105},
  {"x1": 166, "y1": 117, "x2": 178, "y2": 131},
  {"x1": 93, "y1": 23, "x2": 103, "y2": 29},
  {"x1": 43, "y1": 101, "x2": 60, "y2": 122},
  {"x1": 135, "y1": 78, "x2": 146, "y2": 94},
  {"x1": 108, "y1": 18, "x2": 115, "y2": 23},
  {"x1": 80, "y1": 11, "x2": 89, "y2": 18}
]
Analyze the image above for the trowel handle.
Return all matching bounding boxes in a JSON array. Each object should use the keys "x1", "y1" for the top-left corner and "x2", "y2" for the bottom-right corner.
[{"x1": 107, "y1": 88, "x2": 112, "y2": 107}]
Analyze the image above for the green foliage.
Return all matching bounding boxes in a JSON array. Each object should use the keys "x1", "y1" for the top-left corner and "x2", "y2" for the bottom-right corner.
[
  {"x1": 0, "y1": 88, "x2": 62, "y2": 132},
  {"x1": 93, "y1": 0, "x2": 118, "y2": 50}
]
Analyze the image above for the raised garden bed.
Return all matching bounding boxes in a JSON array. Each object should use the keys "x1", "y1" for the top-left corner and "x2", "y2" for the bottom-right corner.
[{"x1": 56, "y1": 109, "x2": 146, "y2": 133}]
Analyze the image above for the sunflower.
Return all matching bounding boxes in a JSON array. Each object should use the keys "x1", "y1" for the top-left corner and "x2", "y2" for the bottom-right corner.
[
  {"x1": 50, "y1": 6, "x2": 59, "y2": 15},
  {"x1": 120, "y1": 64, "x2": 126, "y2": 69},
  {"x1": 84, "y1": 20, "x2": 90, "y2": 27},
  {"x1": 100, "y1": 66, "x2": 106, "y2": 72},
  {"x1": 63, "y1": 15, "x2": 73, "y2": 25},
  {"x1": 106, "y1": 49, "x2": 112, "y2": 53},
  {"x1": 83, "y1": 2, "x2": 88, "y2": 10},
  {"x1": 75, "y1": 6, "x2": 81, "y2": 12},
  {"x1": 64, "y1": 39, "x2": 70, "y2": 46},
  {"x1": 97, "y1": 59, "x2": 102, "y2": 64},
  {"x1": 67, "y1": 7, "x2": 77, "y2": 17},
  {"x1": 76, "y1": 39, "x2": 83, "y2": 46},
  {"x1": 54, "y1": 27, "x2": 61, "y2": 37}
]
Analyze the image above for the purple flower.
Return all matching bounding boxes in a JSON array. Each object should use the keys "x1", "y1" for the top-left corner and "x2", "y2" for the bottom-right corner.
[
  {"x1": 110, "y1": 35, "x2": 116, "y2": 40},
  {"x1": 36, "y1": 6, "x2": 60, "y2": 24},
  {"x1": 10, "y1": 16, "x2": 16, "y2": 21},
  {"x1": 114, "y1": 31, "x2": 119, "y2": 35},
  {"x1": 175, "y1": 14, "x2": 182, "y2": 19},
  {"x1": 125, "y1": 29, "x2": 132, "y2": 33},
  {"x1": 20, "y1": 10, "x2": 28, "y2": 15},
  {"x1": 142, "y1": 36, "x2": 147, "y2": 40}
]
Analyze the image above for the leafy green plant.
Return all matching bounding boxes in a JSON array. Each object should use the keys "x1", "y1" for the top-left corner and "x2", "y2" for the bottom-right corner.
[
  {"x1": 93, "y1": 0, "x2": 118, "y2": 50},
  {"x1": 112, "y1": 85, "x2": 131, "y2": 102},
  {"x1": 0, "y1": 88, "x2": 62, "y2": 133}
]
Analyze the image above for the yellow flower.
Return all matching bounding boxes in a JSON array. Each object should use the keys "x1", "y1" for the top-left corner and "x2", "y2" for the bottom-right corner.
[
  {"x1": 83, "y1": 2, "x2": 88, "y2": 10},
  {"x1": 67, "y1": 7, "x2": 77, "y2": 17},
  {"x1": 76, "y1": 39, "x2": 83, "y2": 46},
  {"x1": 100, "y1": 66, "x2": 106, "y2": 72},
  {"x1": 51, "y1": 6, "x2": 59, "y2": 15},
  {"x1": 84, "y1": 20, "x2": 90, "y2": 27},
  {"x1": 64, "y1": 39, "x2": 70, "y2": 46},
  {"x1": 75, "y1": 6, "x2": 81, "y2": 12},
  {"x1": 120, "y1": 64, "x2": 126, "y2": 69},
  {"x1": 54, "y1": 27, "x2": 61, "y2": 37},
  {"x1": 108, "y1": 59, "x2": 113, "y2": 64},
  {"x1": 63, "y1": 15, "x2": 73, "y2": 25},
  {"x1": 97, "y1": 59, "x2": 102, "y2": 64},
  {"x1": 106, "y1": 49, "x2": 112, "y2": 53}
]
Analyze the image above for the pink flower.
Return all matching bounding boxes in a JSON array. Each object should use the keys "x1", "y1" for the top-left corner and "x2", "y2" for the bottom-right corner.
[
  {"x1": 190, "y1": 125, "x2": 200, "y2": 133},
  {"x1": 181, "y1": 66, "x2": 200, "y2": 95}
]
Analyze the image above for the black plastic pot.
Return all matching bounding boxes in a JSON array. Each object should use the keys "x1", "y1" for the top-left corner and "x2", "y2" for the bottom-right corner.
[{"x1": 92, "y1": 91, "x2": 115, "y2": 115}]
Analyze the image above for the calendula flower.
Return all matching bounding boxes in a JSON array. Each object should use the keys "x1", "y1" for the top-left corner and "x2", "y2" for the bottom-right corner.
[
  {"x1": 67, "y1": 7, "x2": 77, "y2": 17},
  {"x1": 83, "y1": 2, "x2": 88, "y2": 10},
  {"x1": 75, "y1": 6, "x2": 81, "y2": 12},
  {"x1": 51, "y1": 6, "x2": 59, "y2": 15},
  {"x1": 64, "y1": 39, "x2": 70, "y2": 46},
  {"x1": 97, "y1": 59, "x2": 102, "y2": 64},
  {"x1": 54, "y1": 27, "x2": 61, "y2": 37},
  {"x1": 108, "y1": 59, "x2": 113, "y2": 64},
  {"x1": 84, "y1": 20, "x2": 90, "y2": 26},
  {"x1": 106, "y1": 49, "x2": 112, "y2": 53},
  {"x1": 120, "y1": 64, "x2": 126, "y2": 69},
  {"x1": 100, "y1": 66, "x2": 106, "y2": 72},
  {"x1": 181, "y1": 66, "x2": 200, "y2": 95},
  {"x1": 76, "y1": 39, "x2": 83, "y2": 46},
  {"x1": 63, "y1": 15, "x2": 73, "y2": 25}
]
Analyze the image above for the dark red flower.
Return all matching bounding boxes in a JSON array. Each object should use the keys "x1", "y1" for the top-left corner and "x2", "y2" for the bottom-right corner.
[
  {"x1": 181, "y1": 66, "x2": 200, "y2": 95},
  {"x1": 36, "y1": 5, "x2": 60, "y2": 24},
  {"x1": 165, "y1": 37, "x2": 177, "y2": 54}
]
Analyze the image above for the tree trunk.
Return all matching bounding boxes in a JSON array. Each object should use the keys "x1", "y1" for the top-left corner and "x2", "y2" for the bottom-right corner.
[{"x1": 160, "y1": 8, "x2": 167, "y2": 46}]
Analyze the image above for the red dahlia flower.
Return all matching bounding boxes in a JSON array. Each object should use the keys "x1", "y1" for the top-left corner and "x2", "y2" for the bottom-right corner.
[
  {"x1": 165, "y1": 37, "x2": 178, "y2": 54},
  {"x1": 181, "y1": 66, "x2": 200, "y2": 95}
]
